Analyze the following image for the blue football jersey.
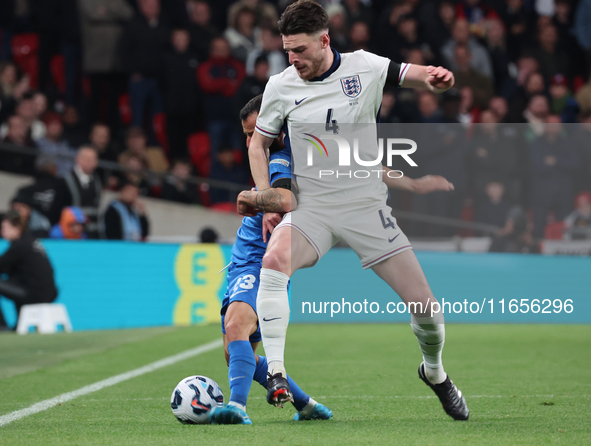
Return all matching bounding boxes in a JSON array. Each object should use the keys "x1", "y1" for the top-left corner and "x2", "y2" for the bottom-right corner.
[{"x1": 230, "y1": 146, "x2": 293, "y2": 264}]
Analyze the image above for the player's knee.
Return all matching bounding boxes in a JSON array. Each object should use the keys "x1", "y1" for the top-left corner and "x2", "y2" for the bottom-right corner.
[
  {"x1": 224, "y1": 314, "x2": 256, "y2": 342},
  {"x1": 262, "y1": 247, "x2": 289, "y2": 273}
]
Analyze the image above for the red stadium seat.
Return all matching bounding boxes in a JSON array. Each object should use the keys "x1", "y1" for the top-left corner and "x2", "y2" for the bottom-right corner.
[
  {"x1": 50, "y1": 54, "x2": 66, "y2": 93},
  {"x1": 11, "y1": 33, "x2": 39, "y2": 88},
  {"x1": 187, "y1": 132, "x2": 211, "y2": 177},
  {"x1": 118, "y1": 93, "x2": 132, "y2": 126},
  {"x1": 153, "y1": 113, "x2": 169, "y2": 153},
  {"x1": 544, "y1": 221, "x2": 565, "y2": 240}
]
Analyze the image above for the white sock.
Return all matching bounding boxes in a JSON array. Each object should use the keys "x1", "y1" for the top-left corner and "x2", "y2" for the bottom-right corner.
[
  {"x1": 411, "y1": 313, "x2": 446, "y2": 384},
  {"x1": 257, "y1": 268, "x2": 290, "y2": 377},
  {"x1": 300, "y1": 398, "x2": 317, "y2": 416},
  {"x1": 228, "y1": 401, "x2": 246, "y2": 411}
]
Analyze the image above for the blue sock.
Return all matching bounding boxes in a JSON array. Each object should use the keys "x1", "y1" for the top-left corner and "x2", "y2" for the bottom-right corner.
[
  {"x1": 227, "y1": 340, "x2": 256, "y2": 408},
  {"x1": 254, "y1": 355, "x2": 310, "y2": 411}
]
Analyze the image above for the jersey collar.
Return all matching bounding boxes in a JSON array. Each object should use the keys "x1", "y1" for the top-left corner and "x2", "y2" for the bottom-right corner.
[{"x1": 308, "y1": 48, "x2": 341, "y2": 82}]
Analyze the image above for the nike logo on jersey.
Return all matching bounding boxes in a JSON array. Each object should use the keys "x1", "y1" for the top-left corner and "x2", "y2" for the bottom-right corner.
[
  {"x1": 262, "y1": 317, "x2": 282, "y2": 322},
  {"x1": 295, "y1": 97, "x2": 308, "y2": 105},
  {"x1": 230, "y1": 376, "x2": 245, "y2": 381},
  {"x1": 388, "y1": 234, "x2": 400, "y2": 243}
]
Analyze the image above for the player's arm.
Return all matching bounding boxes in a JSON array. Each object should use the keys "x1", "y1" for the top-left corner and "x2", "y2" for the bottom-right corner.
[
  {"x1": 386, "y1": 61, "x2": 454, "y2": 93},
  {"x1": 237, "y1": 179, "x2": 299, "y2": 215},
  {"x1": 248, "y1": 131, "x2": 274, "y2": 190},
  {"x1": 381, "y1": 166, "x2": 454, "y2": 194}
]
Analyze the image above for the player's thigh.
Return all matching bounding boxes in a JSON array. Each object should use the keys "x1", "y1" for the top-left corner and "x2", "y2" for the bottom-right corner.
[
  {"x1": 224, "y1": 301, "x2": 259, "y2": 339},
  {"x1": 371, "y1": 249, "x2": 435, "y2": 316},
  {"x1": 264, "y1": 224, "x2": 319, "y2": 275}
]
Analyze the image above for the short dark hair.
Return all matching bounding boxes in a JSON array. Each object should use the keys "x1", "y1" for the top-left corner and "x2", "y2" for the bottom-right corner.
[
  {"x1": 239, "y1": 94, "x2": 263, "y2": 122},
  {"x1": 278, "y1": 0, "x2": 329, "y2": 36}
]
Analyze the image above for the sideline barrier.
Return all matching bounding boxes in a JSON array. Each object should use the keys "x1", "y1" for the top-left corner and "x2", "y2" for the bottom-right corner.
[{"x1": 1, "y1": 241, "x2": 589, "y2": 330}]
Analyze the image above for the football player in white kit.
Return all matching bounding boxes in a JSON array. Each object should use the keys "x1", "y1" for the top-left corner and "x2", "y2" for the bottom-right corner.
[{"x1": 246, "y1": 0, "x2": 469, "y2": 420}]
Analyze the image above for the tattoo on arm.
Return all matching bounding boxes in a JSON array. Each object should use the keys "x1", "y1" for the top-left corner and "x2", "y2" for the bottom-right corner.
[{"x1": 241, "y1": 189, "x2": 286, "y2": 212}]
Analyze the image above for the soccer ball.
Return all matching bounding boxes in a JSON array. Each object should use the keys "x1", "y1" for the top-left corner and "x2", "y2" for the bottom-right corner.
[{"x1": 170, "y1": 375, "x2": 224, "y2": 424}]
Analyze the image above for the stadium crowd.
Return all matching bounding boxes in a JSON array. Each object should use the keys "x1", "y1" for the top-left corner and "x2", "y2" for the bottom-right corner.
[{"x1": 0, "y1": 0, "x2": 591, "y2": 245}]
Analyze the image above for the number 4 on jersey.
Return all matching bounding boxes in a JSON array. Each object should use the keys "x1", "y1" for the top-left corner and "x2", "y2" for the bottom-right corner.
[
  {"x1": 326, "y1": 108, "x2": 339, "y2": 134},
  {"x1": 378, "y1": 209, "x2": 396, "y2": 230}
]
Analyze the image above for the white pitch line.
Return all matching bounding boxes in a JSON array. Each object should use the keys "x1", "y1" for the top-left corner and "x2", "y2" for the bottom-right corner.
[{"x1": 0, "y1": 338, "x2": 223, "y2": 427}]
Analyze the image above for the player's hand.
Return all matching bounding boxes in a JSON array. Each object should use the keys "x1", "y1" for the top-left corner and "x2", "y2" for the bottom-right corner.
[
  {"x1": 237, "y1": 190, "x2": 259, "y2": 216},
  {"x1": 262, "y1": 212, "x2": 282, "y2": 243},
  {"x1": 426, "y1": 66, "x2": 454, "y2": 92},
  {"x1": 414, "y1": 175, "x2": 454, "y2": 194}
]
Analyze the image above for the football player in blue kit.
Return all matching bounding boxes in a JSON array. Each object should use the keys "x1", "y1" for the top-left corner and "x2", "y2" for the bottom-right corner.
[{"x1": 208, "y1": 95, "x2": 333, "y2": 425}]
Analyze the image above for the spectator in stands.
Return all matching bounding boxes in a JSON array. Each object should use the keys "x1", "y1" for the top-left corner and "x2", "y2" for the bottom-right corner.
[
  {"x1": 102, "y1": 180, "x2": 149, "y2": 241},
  {"x1": 529, "y1": 115, "x2": 579, "y2": 238},
  {"x1": 379, "y1": 88, "x2": 401, "y2": 124},
  {"x1": 61, "y1": 106, "x2": 87, "y2": 149},
  {"x1": 117, "y1": 153, "x2": 151, "y2": 196},
  {"x1": 209, "y1": 146, "x2": 249, "y2": 204},
  {"x1": 245, "y1": 25, "x2": 287, "y2": 77},
  {"x1": 441, "y1": 18, "x2": 493, "y2": 81},
  {"x1": 326, "y1": 4, "x2": 348, "y2": 54},
  {"x1": 564, "y1": 192, "x2": 591, "y2": 240},
  {"x1": 489, "y1": 96, "x2": 509, "y2": 122},
  {"x1": 197, "y1": 37, "x2": 245, "y2": 155},
  {"x1": 0, "y1": 93, "x2": 46, "y2": 142},
  {"x1": 455, "y1": 0, "x2": 499, "y2": 36},
  {"x1": 498, "y1": 0, "x2": 530, "y2": 62},
  {"x1": 469, "y1": 110, "x2": 518, "y2": 201},
  {"x1": 10, "y1": 191, "x2": 51, "y2": 239},
  {"x1": 576, "y1": 73, "x2": 591, "y2": 116},
  {"x1": 161, "y1": 159, "x2": 200, "y2": 204},
  {"x1": 119, "y1": 0, "x2": 170, "y2": 135},
  {"x1": 507, "y1": 71, "x2": 546, "y2": 123},
  {"x1": 187, "y1": 0, "x2": 219, "y2": 63},
  {"x1": 224, "y1": 5, "x2": 258, "y2": 63},
  {"x1": 79, "y1": 0, "x2": 133, "y2": 134},
  {"x1": 453, "y1": 44, "x2": 494, "y2": 109},
  {"x1": 458, "y1": 86, "x2": 478, "y2": 125},
  {"x1": 235, "y1": 55, "x2": 269, "y2": 119},
  {"x1": 49, "y1": 207, "x2": 88, "y2": 239},
  {"x1": 548, "y1": 74, "x2": 579, "y2": 122},
  {"x1": 532, "y1": 25, "x2": 571, "y2": 85},
  {"x1": 484, "y1": 19, "x2": 510, "y2": 94},
  {"x1": 0, "y1": 62, "x2": 29, "y2": 123},
  {"x1": 162, "y1": 29, "x2": 202, "y2": 161},
  {"x1": 0, "y1": 210, "x2": 58, "y2": 331},
  {"x1": 341, "y1": 0, "x2": 373, "y2": 28},
  {"x1": 50, "y1": 146, "x2": 101, "y2": 238},
  {"x1": 0, "y1": 115, "x2": 36, "y2": 175},
  {"x1": 199, "y1": 226, "x2": 219, "y2": 243},
  {"x1": 88, "y1": 122, "x2": 120, "y2": 188},
  {"x1": 417, "y1": 90, "x2": 442, "y2": 123},
  {"x1": 348, "y1": 21, "x2": 371, "y2": 52},
  {"x1": 36, "y1": 112, "x2": 76, "y2": 177},
  {"x1": 119, "y1": 126, "x2": 168, "y2": 174},
  {"x1": 421, "y1": 0, "x2": 455, "y2": 62},
  {"x1": 227, "y1": 0, "x2": 277, "y2": 31},
  {"x1": 31, "y1": 92, "x2": 48, "y2": 122}
]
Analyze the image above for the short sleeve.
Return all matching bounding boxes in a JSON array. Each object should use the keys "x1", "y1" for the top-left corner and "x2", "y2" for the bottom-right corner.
[
  {"x1": 269, "y1": 148, "x2": 293, "y2": 185},
  {"x1": 255, "y1": 80, "x2": 284, "y2": 138},
  {"x1": 359, "y1": 50, "x2": 391, "y2": 87}
]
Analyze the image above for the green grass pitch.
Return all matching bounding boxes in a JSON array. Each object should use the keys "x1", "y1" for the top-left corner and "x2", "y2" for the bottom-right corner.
[{"x1": 0, "y1": 324, "x2": 590, "y2": 445}]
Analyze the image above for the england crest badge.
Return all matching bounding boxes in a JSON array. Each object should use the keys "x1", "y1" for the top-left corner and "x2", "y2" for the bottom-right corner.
[{"x1": 340, "y1": 75, "x2": 362, "y2": 98}]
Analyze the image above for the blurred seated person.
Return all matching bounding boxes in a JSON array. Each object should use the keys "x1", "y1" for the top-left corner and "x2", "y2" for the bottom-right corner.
[
  {"x1": 0, "y1": 115, "x2": 36, "y2": 175},
  {"x1": 0, "y1": 210, "x2": 58, "y2": 331},
  {"x1": 161, "y1": 159, "x2": 200, "y2": 204},
  {"x1": 564, "y1": 192, "x2": 591, "y2": 240},
  {"x1": 89, "y1": 122, "x2": 121, "y2": 187},
  {"x1": 10, "y1": 192, "x2": 51, "y2": 238},
  {"x1": 49, "y1": 207, "x2": 88, "y2": 240},
  {"x1": 62, "y1": 106, "x2": 87, "y2": 149},
  {"x1": 36, "y1": 112, "x2": 76, "y2": 177},
  {"x1": 101, "y1": 180, "x2": 149, "y2": 241},
  {"x1": 116, "y1": 153, "x2": 151, "y2": 196},
  {"x1": 474, "y1": 181, "x2": 513, "y2": 229},
  {"x1": 118, "y1": 126, "x2": 169, "y2": 173},
  {"x1": 208, "y1": 147, "x2": 249, "y2": 204}
]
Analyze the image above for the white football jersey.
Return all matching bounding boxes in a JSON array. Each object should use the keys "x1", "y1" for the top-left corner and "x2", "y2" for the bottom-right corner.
[{"x1": 256, "y1": 49, "x2": 410, "y2": 203}]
